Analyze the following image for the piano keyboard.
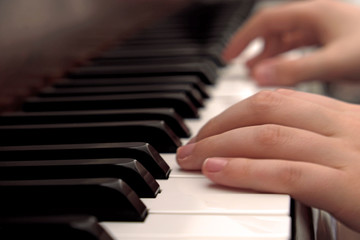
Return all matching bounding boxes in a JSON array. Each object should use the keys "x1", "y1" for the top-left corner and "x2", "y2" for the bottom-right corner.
[{"x1": 0, "y1": 1, "x2": 291, "y2": 239}]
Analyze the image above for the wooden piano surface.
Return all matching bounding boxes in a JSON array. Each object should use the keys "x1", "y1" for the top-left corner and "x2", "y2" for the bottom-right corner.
[{"x1": 0, "y1": 0, "x2": 292, "y2": 239}]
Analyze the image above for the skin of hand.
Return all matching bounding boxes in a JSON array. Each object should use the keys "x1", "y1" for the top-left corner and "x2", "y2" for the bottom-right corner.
[
  {"x1": 176, "y1": 89, "x2": 360, "y2": 232},
  {"x1": 222, "y1": 0, "x2": 360, "y2": 86}
]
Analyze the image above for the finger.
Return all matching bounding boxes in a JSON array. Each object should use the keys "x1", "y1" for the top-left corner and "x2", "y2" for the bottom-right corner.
[
  {"x1": 177, "y1": 124, "x2": 340, "y2": 170},
  {"x1": 247, "y1": 30, "x2": 318, "y2": 69},
  {"x1": 193, "y1": 90, "x2": 340, "y2": 142},
  {"x1": 201, "y1": 157, "x2": 345, "y2": 216},
  {"x1": 275, "y1": 88, "x2": 353, "y2": 110},
  {"x1": 222, "y1": 3, "x2": 316, "y2": 61},
  {"x1": 246, "y1": 35, "x2": 283, "y2": 69},
  {"x1": 251, "y1": 45, "x2": 345, "y2": 86},
  {"x1": 276, "y1": 89, "x2": 360, "y2": 121}
]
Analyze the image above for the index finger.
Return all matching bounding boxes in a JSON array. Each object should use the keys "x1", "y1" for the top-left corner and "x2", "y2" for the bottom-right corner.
[
  {"x1": 222, "y1": 2, "x2": 317, "y2": 61},
  {"x1": 193, "y1": 90, "x2": 340, "y2": 142}
]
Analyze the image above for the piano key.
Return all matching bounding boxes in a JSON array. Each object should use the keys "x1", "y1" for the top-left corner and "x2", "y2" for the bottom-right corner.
[
  {"x1": 0, "y1": 142, "x2": 170, "y2": 179},
  {"x1": 124, "y1": 22, "x2": 232, "y2": 46},
  {"x1": 0, "y1": 158, "x2": 160, "y2": 198},
  {"x1": 38, "y1": 84, "x2": 204, "y2": 107},
  {"x1": 54, "y1": 76, "x2": 209, "y2": 98},
  {"x1": 128, "y1": 27, "x2": 225, "y2": 41},
  {"x1": 151, "y1": 1, "x2": 253, "y2": 29},
  {"x1": 153, "y1": 160, "x2": 292, "y2": 230},
  {"x1": 96, "y1": 46, "x2": 224, "y2": 66},
  {"x1": 67, "y1": 60, "x2": 217, "y2": 85},
  {"x1": 0, "y1": 120, "x2": 181, "y2": 153},
  {"x1": 102, "y1": 214, "x2": 291, "y2": 240},
  {"x1": 0, "y1": 215, "x2": 115, "y2": 240},
  {"x1": 0, "y1": 178, "x2": 148, "y2": 221},
  {"x1": 134, "y1": 26, "x2": 236, "y2": 41},
  {"x1": 144, "y1": 177, "x2": 290, "y2": 215},
  {"x1": 0, "y1": 108, "x2": 191, "y2": 137},
  {"x1": 90, "y1": 55, "x2": 210, "y2": 65},
  {"x1": 88, "y1": 56, "x2": 220, "y2": 78},
  {"x1": 152, "y1": 62, "x2": 291, "y2": 215},
  {"x1": 125, "y1": 25, "x2": 226, "y2": 42},
  {"x1": 121, "y1": 37, "x2": 221, "y2": 48},
  {"x1": 121, "y1": 31, "x2": 227, "y2": 47},
  {"x1": 23, "y1": 93, "x2": 199, "y2": 118},
  {"x1": 105, "y1": 41, "x2": 221, "y2": 50}
]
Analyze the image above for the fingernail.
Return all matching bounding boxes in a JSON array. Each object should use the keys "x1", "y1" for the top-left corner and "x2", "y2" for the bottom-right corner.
[
  {"x1": 275, "y1": 88, "x2": 294, "y2": 94},
  {"x1": 203, "y1": 158, "x2": 228, "y2": 172},
  {"x1": 221, "y1": 49, "x2": 232, "y2": 62},
  {"x1": 176, "y1": 143, "x2": 195, "y2": 162},
  {"x1": 254, "y1": 64, "x2": 276, "y2": 85},
  {"x1": 186, "y1": 137, "x2": 196, "y2": 145}
]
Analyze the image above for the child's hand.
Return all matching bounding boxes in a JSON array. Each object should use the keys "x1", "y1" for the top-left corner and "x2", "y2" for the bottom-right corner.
[
  {"x1": 223, "y1": 0, "x2": 360, "y2": 86},
  {"x1": 177, "y1": 89, "x2": 360, "y2": 232}
]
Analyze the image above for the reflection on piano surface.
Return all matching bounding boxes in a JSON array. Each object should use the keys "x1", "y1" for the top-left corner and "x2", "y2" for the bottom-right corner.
[{"x1": 0, "y1": 0, "x2": 292, "y2": 239}]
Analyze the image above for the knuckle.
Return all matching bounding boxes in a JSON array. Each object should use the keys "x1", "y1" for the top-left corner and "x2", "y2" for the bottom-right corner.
[
  {"x1": 249, "y1": 91, "x2": 282, "y2": 114},
  {"x1": 254, "y1": 124, "x2": 286, "y2": 146},
  {"x1": 255, "y1": 7, "x2": 275, "y2": 20},
  {"x1": 196, "y1": 117, "x2": 219, "y2": 140},
  {"x1": 204, "y1": 117, "x2": 218, "y2": 131},
  {"x1": 278, "y1": 164, "x2": 303, "y2": 192},
  {"x1": 275, "y1": 88, "x2": 295, "y2": 95},
  {"x1": 249, "y1": 8, "x2": 278, "y2": 33},
  {"x1": 238, "y1": 158, "x2": 253, "y2": 178},
  {"x1": 224, "y1": 158, "x2": 252, "y2": 180},
  {"x1": 274, "y1": 63, "x2": 301, "y2": 86}
]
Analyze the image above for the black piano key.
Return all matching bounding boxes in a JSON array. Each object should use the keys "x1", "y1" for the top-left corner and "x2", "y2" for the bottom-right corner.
[
  {"x1": 0, "y1": 215, "x2": 115, "y2": 240},
  {"x1": 121, "y1": 35, "x2": 223, "y2": 47},
  {"x1": 96, "y1": 46, "x2": 224, "y2": 66},
  {"x1": 39, "y1": 84, "x2": 204, "y2": 108},
  {"x1": 0, "y1": 120, "x2": 181, "y2": 153},
  {"x1": 23, "y1": 93, "x2": 199, "y2": 118},
  {"x1": 172, "y1": 1, "x2": 254, "y2": 37},
  {"x1": 128, "y1": 28, "x2": 224, "y2": 41},
  {"x1": 0, "y1": 108, "x2": 191, "y2": 137},
  {"x1": 89, "y1": 56, "x2": 214, "y2": 68},
  {"x1": 0, "y1": 158, "x2": 160, "y2": 198},
  {"x1": 0, "y1": 178, "x2": 148, "y2": 221},
  {"x1": 67, "y1": 61, "x2": 217, "y2": 85},
  {"x1": 0, "y1": 142, "x2": 170, "y2": 179},
  {"x1": 124, "y1": 26, "x2": 227, "y2": 46},
  {"x1": 55, "y1": 76, "x2": 209, "y2": 98}
]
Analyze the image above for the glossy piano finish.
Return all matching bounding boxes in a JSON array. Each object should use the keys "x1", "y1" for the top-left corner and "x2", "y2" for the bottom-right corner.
[{"x1": 0, "y1": 0, "x2": 190, "y2": 111}]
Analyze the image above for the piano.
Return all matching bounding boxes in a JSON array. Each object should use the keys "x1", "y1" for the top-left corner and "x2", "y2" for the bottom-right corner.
[{"x1": 0, "y1": 0, "x2": 293, "y2": 239}]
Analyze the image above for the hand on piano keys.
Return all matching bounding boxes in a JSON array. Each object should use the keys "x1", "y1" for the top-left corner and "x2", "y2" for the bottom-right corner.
[
  {"x1": 0, "y1": 1, "x2": 293, "y2": 239},
  {"x1": 191, "y1": 0, "x2": 360, "y2": 237}
]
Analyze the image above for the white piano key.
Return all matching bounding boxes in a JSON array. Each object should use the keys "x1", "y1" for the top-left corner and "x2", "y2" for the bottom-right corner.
[
  {"x1": 102, "y1": 36, "x2": 292, "y2": 240},
  {"x1": 102, "y1": 214, "x2": 291, "y2": 240},
  {"x1": 161, "y1": 153, "x2": 203, "y2": 177},
  {"x1": 143, "y1": 177, "x2": 290, "y2": 215},
  {"x1": 155, "y1": 59, "x2": 291, "y2": 217}
]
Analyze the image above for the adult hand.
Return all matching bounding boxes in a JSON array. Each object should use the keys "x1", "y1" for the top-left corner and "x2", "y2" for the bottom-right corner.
[
  {"x1": 176, "y1": 89, "x2": 360, "y2": 232},
  {"x1": 222, "y1": 0, "x2": 360, "y2": 86}
]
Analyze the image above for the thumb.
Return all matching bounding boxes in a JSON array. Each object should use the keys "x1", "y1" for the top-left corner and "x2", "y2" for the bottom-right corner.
[{"x1": 252, "y1": 51, "x2": 332, "y2": 86}]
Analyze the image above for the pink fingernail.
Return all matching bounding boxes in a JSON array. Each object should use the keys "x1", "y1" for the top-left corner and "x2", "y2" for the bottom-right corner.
[
  {"x1": 204, "y1": 158, "x2": 228, "y2": 172},
  {"x1": 254, "y1": 64, "x2": 276, "y2": 85},
  {"x1": 176, "y1": 143, "x2": 195, "y2": 162},
  {"x1": 186, "y1": 137, "x2": 196, "y2": 145}
]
